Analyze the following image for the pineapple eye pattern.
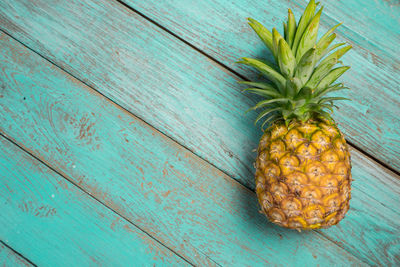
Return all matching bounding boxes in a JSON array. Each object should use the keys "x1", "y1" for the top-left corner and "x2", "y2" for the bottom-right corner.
[
  {"x1": 324, "y1": 212, "x2": 339, "y2": 226},
  {"x1": 281, "y1": 198, "x2": 302, "y2": 217},
  {"x1": 321, "y1": 150, "x2": 340, "y2": 172},
  {"x1": 269, "y1": 140, "x2": 286, "y2": 161},
  {"x1": 306, "y1": 162, "x2": 327, "y2": 184},
  {"x1": 268, "y1": 208, "x2": 286, "y2": 223},
  {"x1": 298, "y1": 124, "x2": 319, "y2": 135},
  {"x1": 256, "y1": 150, "x2": 269, "y2": 171},
  {"x1": 311, "y1": 131, "x2": 330, "y2": 152},
  {"x1": 296, "y1": 142, "x2": 318, "y2": 162},
  {"x1": 271, "y1": 125, "x2": 288, "y2": 140},
  {"x1": 320, "y1": 176, "x2": 339, "y2": 195},
  {"x1": 242, "y1": 0, "x2": 353, "y2": 229},
  {"x1": 284, "y1": 129, "x2": 304, "y2": 149},
  {"x1": 258, "y1": 191, "x2": 274, "y2": 212},
  {"x1": 303, "y1": 205, "x2": 325, "y2": 225},
  {"x1": 320, "y1": 124, "x2": 340, "y2": 138},
  {"x1": 287, "y1": 217, "x2": 307, "y2": 228},
  {"x1": 286, "y1": 172, "x2": 308, "y2": 194},
  {"x1": 262, "y1": 163, "x2": 280, "y2": 184},
  {"x1": 270, "y1": 182, "x2": 289, "y2": 202},
  {"x1": 258, "y1": 133, "x2": 271, "y2": 150},
  {"x1": 255, "y1": 120, "x2": 352, "y2": 229},
  {"x1": 323, "y1": 193, "x2": 341, "y2": 212},
  {"x1": 279, "y1": 154, "x2": 300, "y2": 175}
]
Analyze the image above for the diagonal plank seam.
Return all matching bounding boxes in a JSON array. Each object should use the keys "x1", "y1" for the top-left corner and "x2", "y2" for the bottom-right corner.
[
  {"x1": 0, "y1": 29, "x2": 371, "y2": 265},
  {"x1": 0, "y1": 240, "x2": 37, "y2": 267},
  {"x1": 346, "y1": 140, "x2": 400, "y2": 178},
  {"x1": 0, "y1": 133, "x2": 195, "y2": 267},
  {"x1": 0, "y1": 240, "x2": 36, "y2": 266},
  {"x1": 115, "y1": 0, "x2": 400, "y2": 178},
  {"x1": 119, "y1": 0, "x2": 400, "y2": 175}
]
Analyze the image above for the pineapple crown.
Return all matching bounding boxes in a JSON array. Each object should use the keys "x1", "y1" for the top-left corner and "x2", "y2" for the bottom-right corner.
[{"x1": 238, "y1": 0, "x2": 352, "y2": 129}]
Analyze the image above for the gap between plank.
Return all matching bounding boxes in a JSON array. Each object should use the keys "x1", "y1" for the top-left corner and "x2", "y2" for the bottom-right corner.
[
  {"x1": 0, "y1": 28, "x2": 369, "y2": 266},
  {"x1": 0, "y1": 240, "x2": 37, "y2": 267},
  {"x1": 0, "y1": 132, "x2": 195, "y2": 267},
  {"x1": 114, "y1": 0, "x2": 400, "y2": 178}
]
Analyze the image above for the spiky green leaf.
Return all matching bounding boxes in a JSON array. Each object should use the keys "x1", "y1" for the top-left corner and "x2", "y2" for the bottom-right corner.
[
  {"x1": 248, "y1": 18, "x2": 273, "y2": 52},
  {"x1": 237, "y1": 57, "x2": 286, "y2": 92},
  {"x1": 252, "y1": 98, "x2": 289, "y2": 110},
  {"x1": 286, "y1": 77, "x2": 302, "y2": 96},
  {"x1": 316, "y1": 23, "x2": 342, "y2": 49},
  {"x1": 282, "y1": 109, "x2": 293, "y2": 120},
  {"x1": 261, "y1": 114, "x2": 281, "y2": 129},
  {"x1": 321, "y1": 104, "x2": 334, "y2": 113},
  {"x1": 306, "y1": 57, "x2": 338, "y2": 88},
  {"x1": 315, "y1": 33, "x2": 336, "y2": 61},
  {"x1": 320, "y1": 42, "x2": 346, "y2": 60},
  {"x1": 272, "y1": 28, "x2": 284, "y2": 61},
  {"x1": 255, "y1": 107, "x2": 282, "y2": 124},
  {"x1": 292, "y1": 0, "x2": 317, "y2": 54},
  {"x1": 242, "y1": 2, "x2": 352, "y2": 125},
  {"x1": 278, "y1": 39, "x2": 296, "y2": 78},
  {"x1": 296, "y1": 86, "x2": 312, "y2": 100},
  {"x1": 238, "y1": 81, "x2": 280, "y2": 92},
  {"x1": 287, "y1": 9, "x2": 296, "y2": 47},
  {"x1": 295, "y1": 48, "x2": 317, "y2": 86},
  {"x1": 242, "y1": 88, "x2": 281, "y2": 98},
  {"x1": 314, "y1": 66, "x2": 350, "y2": 94},
  {"x1": 316, "y1": 84, "x2": 349, "y2": 98},
  {"x1": 320, "y1": 45, "x2": 352, "y2": 66},
  {"x1": 296, "y1": 8, "x2": 323, "y2": 62},
  {"x1": 310, "y1": 102, "x2": 335, "y2": 113},
  {"x1": 283, "y1": 22, "x2": 288, "y2": 40},
  {"x1": 318, "y1": 110, "x2": 334, "y2": 122},
  {"x1": 319, "y1": 97, "x2": 351, "y2": 104},
  {"x1": 308, "y1": 45, "x2": 351, "y2": 90}
]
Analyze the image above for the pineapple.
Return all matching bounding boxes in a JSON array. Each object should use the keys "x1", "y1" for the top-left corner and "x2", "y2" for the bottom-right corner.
[{"x1": 238, "y1": 0, "x2": 352, "y2": 229}]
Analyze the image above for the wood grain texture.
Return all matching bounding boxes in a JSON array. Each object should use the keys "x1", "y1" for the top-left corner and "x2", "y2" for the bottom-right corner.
[
  {"x1": 0, "y1": 33, "x2": 367, "y2": 266},
  {"x1": 0, "y1": 139, "x2": 189, "y2": 267},
  {"x1": 0, "y1": 0, "x2": 398, "y2": 196},
  {"x1": 325, "y1": 147, "x2": 400, "y2": 265},
  {"x1": 0, "y1": 242, "x2": 32, "y2": 267},
  {"x1": 0, "y1": 0, "x2": 260, "y2": 189},
  {"x1": 124, "y1": 0, "x2": 400, "y2": 172},
  {"x1": 2, "y1": 29, "x2": 400, "y2": 265}
]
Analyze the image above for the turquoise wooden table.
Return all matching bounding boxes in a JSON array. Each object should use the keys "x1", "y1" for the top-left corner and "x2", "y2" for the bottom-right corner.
[{"x1": 0, "y1": 0, "x2": 399, "y2": 266}]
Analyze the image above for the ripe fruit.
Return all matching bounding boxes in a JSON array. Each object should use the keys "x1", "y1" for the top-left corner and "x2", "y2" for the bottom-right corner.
[{"x1": 238, "y1": 0, "x2": 352, "y2": 229}]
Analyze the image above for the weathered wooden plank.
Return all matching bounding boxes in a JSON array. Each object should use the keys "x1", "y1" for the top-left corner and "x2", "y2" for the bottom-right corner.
[
  {"x1": 325, "y1": 147, "x2": 400, "y2": 265},
  {"x1": 0, "y1": 242, "x2": 32, "y2": 267},
  {"x1": 0, "y1": 137, "x2": 190, "y2": 267},
  {"x1": 124, "y1": 0, "x2": 400, "y2": 172},
  {"x1": 129, "y1": 0, "x2": 400, "y2": 58},
  {"x1": 0, "y1": 33, "x2": 366, "y2": 266},
  {"x1": 0, "y1": 0, "x2": 258, "y2": 189},
  {"x1": 313, "y1": 0, "x2": 399, "y2": 56},
  {"x1": 0, "y1": 0, "x2": 398, "y2": 192}
]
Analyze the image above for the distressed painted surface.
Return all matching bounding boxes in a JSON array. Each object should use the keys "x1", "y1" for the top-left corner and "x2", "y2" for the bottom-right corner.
[
  {"x1": 0, "y1": 0, "x2": 261, "y2": 189},
  {"x1": 325, "y1": 147, "x2": 400, "y2": 265},
  {"x1": 0, "y1": 1, "x2": 398, "y2": 197},
  {"x1": 0, "y1": 33, "x2": 369, "y2": 266},
  {"x1": 0, "y1": 242, "x2": 32, "y2": 267},
  {"x1": 124, "y1": 0, "x2": 400, "y2": 172},
  {"x1": 0, "y1": 0, "x2": 399, "y2": 265},
  {"x1": 0, "y1": 138, "x2": 189, "y2": 267},
  {"x1": 1, "y1": 31, "x2": 399, "y2": 266}
]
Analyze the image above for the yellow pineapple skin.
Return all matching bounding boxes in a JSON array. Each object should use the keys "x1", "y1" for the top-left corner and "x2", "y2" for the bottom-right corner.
[{"x1": 255, "y1": 119, "x2": 352, "y2": 230}]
